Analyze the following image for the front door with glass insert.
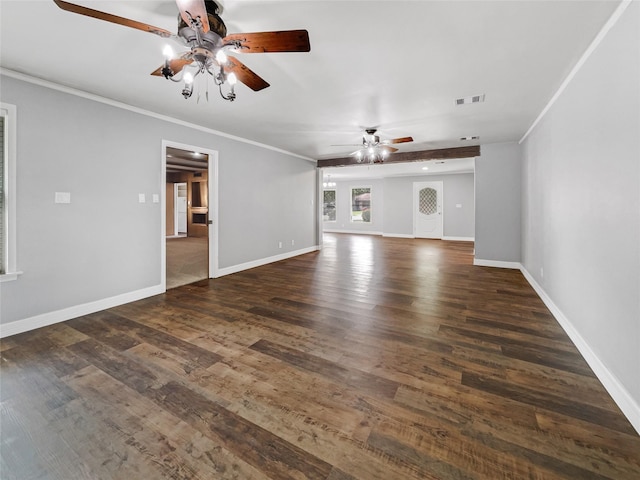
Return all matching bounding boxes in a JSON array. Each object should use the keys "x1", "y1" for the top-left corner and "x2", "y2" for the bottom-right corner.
[{"x1": 414, "y1": 181, "x2": 443, "y2": 239}]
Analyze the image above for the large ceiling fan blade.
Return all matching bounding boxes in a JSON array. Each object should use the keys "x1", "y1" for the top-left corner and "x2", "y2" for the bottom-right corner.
[
  {"x1": 224, "y1": 30, "x2": 310, "y2": 53},
  {"x1": 381, "y1": 146, "x2": 399, "y2": 153},
  {"x1": 175, "y1": 0, "x2": 210, "y2": 33},
  {"x1": 226, "y1": 56, "x2": 270, "y2": 91},
  {"x1": 53, "y1": 0, "x2": 173, "y2": 38},
  {"x1": 150, "y1": 58, "x2": 194, "y2": 76},
  {"x1": 388, "y1": 136, "x2": 414, "y2": 144}
]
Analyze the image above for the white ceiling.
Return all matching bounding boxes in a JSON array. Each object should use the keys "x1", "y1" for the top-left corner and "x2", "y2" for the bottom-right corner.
[{"x1": 0, "y1": 0, "x2": 620, "y2": 171}]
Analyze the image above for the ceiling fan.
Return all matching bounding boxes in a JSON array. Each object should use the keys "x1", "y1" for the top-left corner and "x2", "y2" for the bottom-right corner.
[
  {"x1": 333, "y1": 128, "x2": 414, "y2": 163},
  {"x1": 52, "y1": 0, "x2": 310, "y2": 101}
]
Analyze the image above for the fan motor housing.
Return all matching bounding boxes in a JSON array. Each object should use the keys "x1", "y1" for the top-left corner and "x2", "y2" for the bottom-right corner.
[
  {"x1": 178, "y1": 0, "x2": 227, "y2": 37},
  {"x1": 179, "y1": 27, "x2": 223, "y2": 53}
]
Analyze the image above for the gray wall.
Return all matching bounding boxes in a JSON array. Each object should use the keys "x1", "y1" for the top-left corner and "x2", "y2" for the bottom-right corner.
[
  {"x1": 0, "y1": 74, "x2": 317, "y2": 326},
  {"x1": 475, "y1": 143, "x2": 522, "y2": 262},
  {"x1": 383, "y1": 173, "x2": 475, "y2": 238},
  {"x1": 323, "y1": 173, "x2": 475, "y2": 238},
  {"x1": 219, "y1": 146, "x2": 317, "y2": 268},
  {"x1": 521, "y1": 2, "x2": 639, "y2": 413}
]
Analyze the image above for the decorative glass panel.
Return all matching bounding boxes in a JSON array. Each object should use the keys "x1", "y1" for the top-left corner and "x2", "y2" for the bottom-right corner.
[
  {"x1": 419, "y1": 188, "x2": 437, "y2": 215},
  {"x1": 323, "y1": 190, "x2": 336, "y2": 222}
]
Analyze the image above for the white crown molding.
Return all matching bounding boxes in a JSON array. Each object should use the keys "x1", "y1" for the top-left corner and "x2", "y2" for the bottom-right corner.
[
  {"x1": 0, "y1": 68, "x2": 315, "y2": 162},
  {"x1": 519, "y1": 0, "x2": 633, "y2": 144}
]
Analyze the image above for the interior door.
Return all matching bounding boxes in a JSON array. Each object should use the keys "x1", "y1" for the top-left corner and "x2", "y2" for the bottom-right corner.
[
  {"x1": 207, "y1": 152, "x2": 218, "y2": 278},
  {"x1": 176, "y1": 183, "x2": 187, "y2": 234},
  {"x1": 414, "y1": 181, "x2": 443, "y2": 239}
]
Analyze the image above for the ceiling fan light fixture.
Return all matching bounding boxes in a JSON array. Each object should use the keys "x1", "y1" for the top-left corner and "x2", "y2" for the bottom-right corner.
[
  {"x1": 215, "y1": 49, "x2": 228, "y2": 65},
  {"x1": 161, "y1": 45, "x2": 175, "y2": 78},
  {"x1": 181, "y1": 71, "x2": 194, "y2": 98},
  {"x1": 323, "y1": 174, "x2": 336, "y2": 188}
]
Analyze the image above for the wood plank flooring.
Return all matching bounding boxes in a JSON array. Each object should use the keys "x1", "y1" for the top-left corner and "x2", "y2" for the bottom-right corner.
[{"x1": 2, "y1": 233, "x2": 639, "y2": 479}]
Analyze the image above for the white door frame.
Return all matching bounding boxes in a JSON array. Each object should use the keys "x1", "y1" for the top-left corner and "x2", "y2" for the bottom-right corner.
[
  {"x1": 161, "y1": 140, "x2": 219, "y2": 292},
  {"x1": 413, "y1": 180, "x2": 444, "y2": 239},
  {"x1": 173, "y1": 183, "x2": 179, "y2": 236}
]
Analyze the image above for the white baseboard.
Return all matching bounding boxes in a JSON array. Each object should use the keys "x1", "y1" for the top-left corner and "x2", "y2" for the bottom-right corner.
[
  {"x1": 473, "y1": 258, "x2": 522, "y2": 269},
  {"x1": 382, "y1": 233, "x2": 415, "y2": 238},
  {"x1": 323, "y1": 229, "x2": 383, "y2": 236},
  {"x1": 216, "y1": 246, "x2": 320, "y2": 278},
  {"x1": 443, "y1": 236, "x2": 475, "y2": 242},
  {"x1": 0, "y1": 285, "x2": 164, "y2": 338},
  {"x1": 520, "y1": 267, "x2": 640, "y2": 435},
  {"x1": 326, "y1": 232, "x2": 474, "y2": 241}
]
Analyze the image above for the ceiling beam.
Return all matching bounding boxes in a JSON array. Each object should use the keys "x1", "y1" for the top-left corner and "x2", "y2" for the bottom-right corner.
[{"x1": 316, "y1": 145, "x2": 480, "y2": 168}]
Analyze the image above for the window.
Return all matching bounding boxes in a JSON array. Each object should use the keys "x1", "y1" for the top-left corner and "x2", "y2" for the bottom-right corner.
[
  {"x1": 0, "y1": 103, "x2": 18, "y2": 282},
  {"x1": 351, "y1": 187, "x2": 371, "y2": 223},
  {"x1": 323, "y1": 189, "x2": 336, "y2": 222}
]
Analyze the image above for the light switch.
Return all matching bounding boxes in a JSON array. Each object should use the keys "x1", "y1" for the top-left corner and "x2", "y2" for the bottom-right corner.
[
  {"x1": 138, "y1": 193, "x2": 146, "y2": 203},
  {"x1": 55, "y1": 192, "x2": 71, "y2": 204},
  {"x1": 152, "y1": 194, "x2": 159, "y2": 203}
]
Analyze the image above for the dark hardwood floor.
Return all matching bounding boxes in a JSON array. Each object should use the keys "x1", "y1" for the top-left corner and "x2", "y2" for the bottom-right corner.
[{"x1": 2, "y1": 233, "x2": 639, "y2": 479}]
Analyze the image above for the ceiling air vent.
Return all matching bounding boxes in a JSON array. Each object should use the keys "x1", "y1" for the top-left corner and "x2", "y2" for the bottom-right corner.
[{"x1": 455, "y1": 94, "x2": 485, "y2": 105}]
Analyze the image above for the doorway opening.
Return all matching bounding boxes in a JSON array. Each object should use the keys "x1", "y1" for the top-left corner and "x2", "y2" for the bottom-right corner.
[{"x1": 163, "y1": 143, "x2": 217, "y2": 289}]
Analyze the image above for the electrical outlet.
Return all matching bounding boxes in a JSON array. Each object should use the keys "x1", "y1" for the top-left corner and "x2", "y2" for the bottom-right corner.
[
  {"x1": 278, "y1": 241, "x2": 283, "y2": 249},
  {"x1": 540, "y1": 267, "x2": 544, "y2": 278},
  {"x1": 291, "y1": 240, "x2": 295, "y2": 246}
]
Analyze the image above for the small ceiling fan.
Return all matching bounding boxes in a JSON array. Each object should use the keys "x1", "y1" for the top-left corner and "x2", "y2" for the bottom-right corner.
[
  {"x1": 53, "y1": 0, "x2": 310, "y2": 101},
  {"x1": 333, "y1": 128, "x2": 414, "y2": 163}
]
